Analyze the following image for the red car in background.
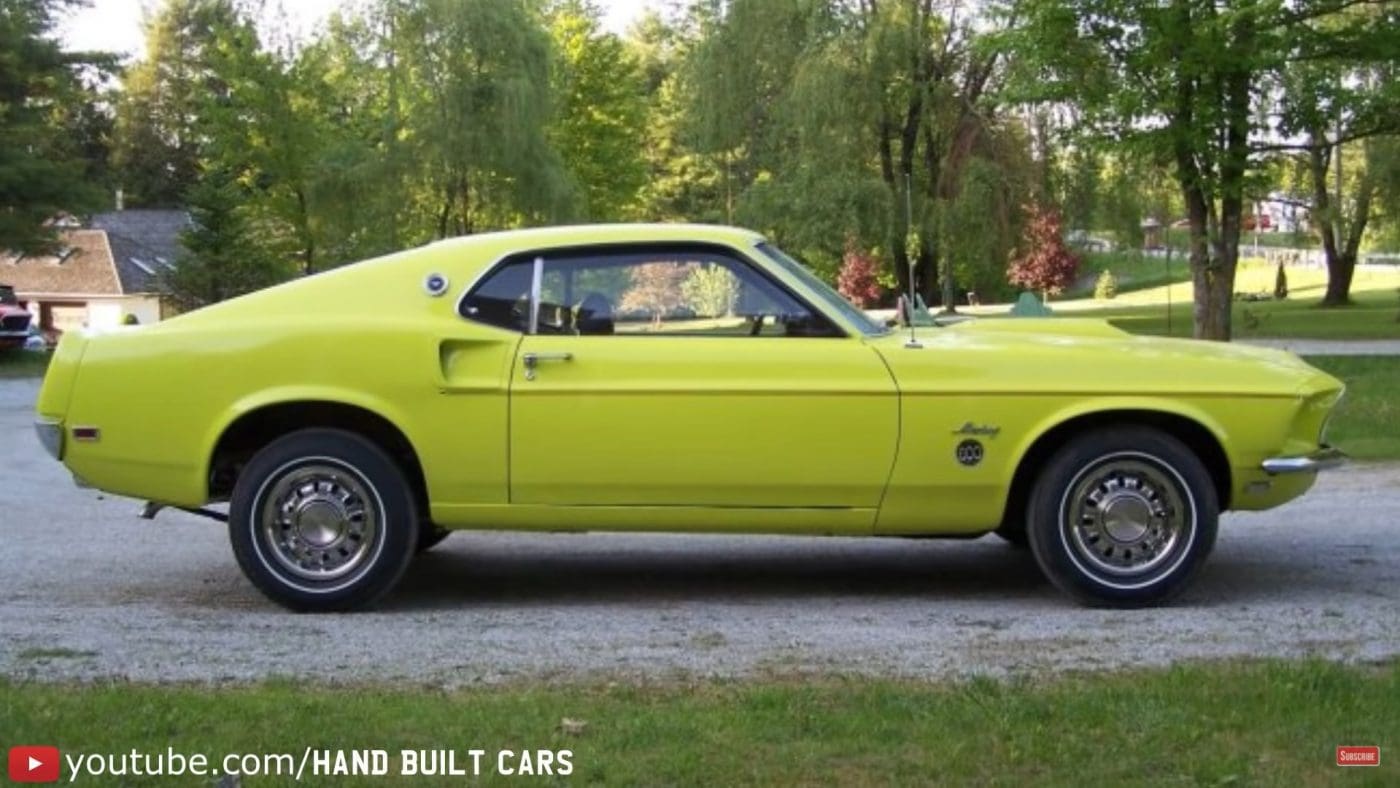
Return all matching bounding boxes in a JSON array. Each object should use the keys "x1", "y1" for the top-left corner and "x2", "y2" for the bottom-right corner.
[{"x1": 0, "y1": 285, "x2": 34, "y2": 351}]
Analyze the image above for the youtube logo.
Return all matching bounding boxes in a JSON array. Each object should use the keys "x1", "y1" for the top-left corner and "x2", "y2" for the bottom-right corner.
[{"x1": 8, "y1": 746, "x2": 60, "y2": 783}]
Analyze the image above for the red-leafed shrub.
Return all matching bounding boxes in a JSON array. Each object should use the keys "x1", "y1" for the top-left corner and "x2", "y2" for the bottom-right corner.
[
  {"x1": 838, "y1": 244, "x2": 883, "y2": 307},
  {"x1": 1007, "y1": 203, "x2": 1082, "y2": 298}
]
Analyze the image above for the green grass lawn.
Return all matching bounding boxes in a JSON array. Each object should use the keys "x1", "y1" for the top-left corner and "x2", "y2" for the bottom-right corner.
[
  {"x1": 1066, "y1": 251, "x2": 1194, "y2": 299},
  {"x1": 0, "y1": 350, "x2": 50, "y2": 378},
  {"x1": 1098, "y1": 286, "x2": 1400, "y2": 339},
  {"x1": 978, "y1": 260, "x2": 1400, "y2": 339},
  {"x1": 2, "y1": 660, "x2": 1395, "y2": 785},
  {"x1": 1303, "y1": 356, "x2": 1400, "y2": 461},
  {"x1": 1162, "y1": 227, "x2": 1322, "y2": 251}
]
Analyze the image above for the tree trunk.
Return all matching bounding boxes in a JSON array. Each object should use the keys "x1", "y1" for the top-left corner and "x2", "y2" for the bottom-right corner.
[
  {"x1": 1167, "y1": 0, "x2": 1252, "y2": 341},
  {"x1": 1191, "y1": 252, "x2": 1234, "y2": 340},
  {"x1": 1198, "y1": 35, "x2": 1252, "y2": 343},
  {"x1": 1181, "y1": 182, "x2": 1232, "y2": 340},
  {"x1": 890, "y1": 243, "x2": 935, "y2": 307},
  {"x1": 1179, "y1": 190, "x2": 1236, "y2": 341},
  {"x1": 919, "y1": 243, "x2": 937, "y2": 306},
  {"x1": 295, "y1": 187, "x2": 314, "y2": 277},
  {"x1": 1322, "y1": 254, "x2": 1356, "y2": 305},
  {"x1": 1312, "y1": 133, "x2": 1377, "y2": 307},
  {"x1": 1309, "y1": 138, "x2": 1350, "y2": 306}
]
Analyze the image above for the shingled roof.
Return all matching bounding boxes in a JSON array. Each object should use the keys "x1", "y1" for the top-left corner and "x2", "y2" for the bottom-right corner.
[
  {"x1": 0, "y1": 229, "x2": 123, "y2": 296},
  {"x1": 0, "y1": 211, "x2": 188, "y2": 297},
  {"x1": 89, "y1": 210, "x2": 189, "y2": 294}
]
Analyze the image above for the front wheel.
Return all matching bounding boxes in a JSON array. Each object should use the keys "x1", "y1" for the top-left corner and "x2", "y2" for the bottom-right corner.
[
  {"x1": 1026, "y1": 427, "x2": 1218, "y2": 607},
  {"x1": 229, "y1": 428, "x2": 418, "y2": 612}
]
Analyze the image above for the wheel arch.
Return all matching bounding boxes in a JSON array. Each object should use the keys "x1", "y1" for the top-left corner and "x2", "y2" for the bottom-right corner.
[
  {"x1": 205, "y1": 391, "x2": 428, "y2": 515},
  {"x1": 1000, "y1": 404, "x2": 1234, "y2": 531}
]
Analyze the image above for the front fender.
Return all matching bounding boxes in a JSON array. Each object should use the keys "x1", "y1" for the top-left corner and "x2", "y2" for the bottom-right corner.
[
  {"x1": 1005, "y1": 395, "x2": 1237, "y2": 482},
  {"x1": 873, "y1": 392, "x2": 1270, "y2": 535}
]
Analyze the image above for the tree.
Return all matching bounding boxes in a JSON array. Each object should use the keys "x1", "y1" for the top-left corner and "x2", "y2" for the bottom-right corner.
[
  {"x1": 1094, "y1": 269, "x2": 1118, "y2": 300},
  {"x1": 112, "y1": 0, "x2": 241, "y2": 207},
  {"x1": 620, "y1": 262, "x2": 694, "y2": 325},
  {"x1": 1007, "y1": 203, "x2": 1080, "y2": 298},
  {"x1": 1276, "y1": 17, "x2": 1400, "y2": 305},
  {"x1": 687, "y1": 0, "x2": 1014, "y2": 306},
  {"x1": 392, "y1": 0, "x2": 573, "y2": 236},
  {"x1": 53, "y1": 72, "x2": 117, "y2": 194},
  {"x1": 165, "y1": 163, "x2": 292, "y2": 308},
  {"x1": 1007, "y1": 0, "x2": 1397, "y2": 339},
  {"x1": 837, "y1": 244, "x2": 883, "y2": 308},
  {"x1": 547, "y1": 0, "x2": 648, "y2": 220},
  {"x1": 629, "y1": 9, "x2": 727, "y2": 224},
  {"x1": 1370, "y1": 137, "x2": 1400, "y2": 249},
  {"x1": 681, "y1": 263, "x2": 739, "y2": 316},
  {"x1": 940, "y1": 152, "x2": 1027, "y2": 304},
  {"x1": 0, "y1": 0, "x2": 104, "y2": 253},
  {"x1": 195, "y1": 6, "x2": 336, "y2": 275},
  {"x1": 292, "y1": 10, "x2": 417, "y2": 264},
  {"x1": 1062, "y1": 146, "x2": 1101, "y2": 232}
]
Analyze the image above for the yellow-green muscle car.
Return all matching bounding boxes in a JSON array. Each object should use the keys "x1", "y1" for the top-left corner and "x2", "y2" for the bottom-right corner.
[{"x1": 34, "y1": 224, "x2": 1345, "y2": 611}]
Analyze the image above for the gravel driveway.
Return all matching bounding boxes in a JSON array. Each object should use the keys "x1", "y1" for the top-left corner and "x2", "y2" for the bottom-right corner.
[{"x1": 3, "y1": 377, "x2": 1398, "y2": 685}]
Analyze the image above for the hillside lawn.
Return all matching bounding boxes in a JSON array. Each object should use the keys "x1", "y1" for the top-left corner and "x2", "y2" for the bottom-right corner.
[{"x1": 1022, "y1": 259, "x2": 1400, "y2": 340}]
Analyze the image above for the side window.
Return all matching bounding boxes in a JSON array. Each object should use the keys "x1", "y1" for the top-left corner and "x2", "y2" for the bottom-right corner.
[
  {"x1": 544, "y1": 249, "x2": 840, "y2": 338},
  {"x1": 460, "y1": 246, "x2": 841, "y2": 338},
  {"x1": 460, "y1": 258, "x2": 533, "y2": 331}
]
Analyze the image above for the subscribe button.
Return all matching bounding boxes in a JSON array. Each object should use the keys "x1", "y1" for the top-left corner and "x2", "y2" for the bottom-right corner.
[
  {"x1": 8, "y1": 746, "x2": 60, "y2": 783},
  {"x1": 1337, "y1": 746, "x2": 1380, "y2": 767}
]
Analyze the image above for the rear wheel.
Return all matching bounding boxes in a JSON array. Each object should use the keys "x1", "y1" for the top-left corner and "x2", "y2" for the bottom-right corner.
[
  {"x1": 229, "y1": 428, "x2": 417, "y2": 612},
  {"x1": 1026, "y1": 426, "x2": 1218, "y2": 607}
]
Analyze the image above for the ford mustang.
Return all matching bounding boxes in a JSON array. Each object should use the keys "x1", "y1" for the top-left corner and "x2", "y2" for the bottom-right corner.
[{"x1": 33, "y1": 224, "x2": 1346, "y2": 611}]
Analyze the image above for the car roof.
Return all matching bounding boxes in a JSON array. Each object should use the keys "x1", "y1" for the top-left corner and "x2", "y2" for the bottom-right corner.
[{"x1": 426, "y1": 223, "x2": 767, "y2": 253}]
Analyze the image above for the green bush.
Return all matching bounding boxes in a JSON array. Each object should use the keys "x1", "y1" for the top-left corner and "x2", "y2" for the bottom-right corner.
[
  {"x1": 1094, "y1": 269, "x2": 1119, "y2": 300},
  {"x1": 1273, "y1": 261, "x2": 1289, "y2": 300}
]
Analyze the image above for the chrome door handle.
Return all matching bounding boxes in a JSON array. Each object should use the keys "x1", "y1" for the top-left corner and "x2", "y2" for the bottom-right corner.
[{"x1": 521, "y1": 351, "x2": 573, "y2": 380}]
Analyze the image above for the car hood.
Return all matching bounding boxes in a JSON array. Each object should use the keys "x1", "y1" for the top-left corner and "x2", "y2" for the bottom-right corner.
[{"x1": 870, "y1": 318, "x2": 1340, "y2": 398}]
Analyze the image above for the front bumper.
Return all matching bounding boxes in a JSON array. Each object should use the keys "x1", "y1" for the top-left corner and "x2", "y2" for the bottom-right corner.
[
  {"x1": 1261, "y1": 445, "x2": 1347, "y2": 474},
  {"x1": 34, "y1": 418, "x2": 63, "y2": 461}
]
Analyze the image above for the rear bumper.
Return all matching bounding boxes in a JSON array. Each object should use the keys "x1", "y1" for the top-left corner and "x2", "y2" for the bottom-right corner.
[
  {"x1": 1261, "y1": 446, "x2": 1347, "y2": 474},
  {"x1": 34, "y1": 418, "x2": 63, "y2": 461}
]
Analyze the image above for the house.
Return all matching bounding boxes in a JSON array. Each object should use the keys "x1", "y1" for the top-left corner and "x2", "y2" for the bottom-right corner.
[{"x1": 0, "y1": 210, "x2": 188, "y2": 334}]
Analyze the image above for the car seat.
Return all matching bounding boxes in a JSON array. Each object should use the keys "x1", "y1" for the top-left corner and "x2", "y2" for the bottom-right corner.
[{"x1": 575, "y1": 291, "x2": 615, "y2": 335}]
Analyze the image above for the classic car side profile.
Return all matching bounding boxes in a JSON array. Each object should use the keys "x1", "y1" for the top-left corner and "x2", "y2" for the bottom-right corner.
[{"x1": 34, "y1": 224, "x2": 1346, "y2": 611}]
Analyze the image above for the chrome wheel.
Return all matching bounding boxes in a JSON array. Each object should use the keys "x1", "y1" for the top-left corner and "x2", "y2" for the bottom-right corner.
[
  {"x1": 258, "y1": 462, "x2": 380, "y2": 583},
  {"x1": 1060, "y1": 454, "x2": 1194, "y2": 583}
]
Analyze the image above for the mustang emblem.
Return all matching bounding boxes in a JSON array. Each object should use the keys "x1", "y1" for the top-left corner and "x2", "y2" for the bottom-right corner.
[{"x1": 953, "y1": 422, "x2": 1000, "y2": 438}]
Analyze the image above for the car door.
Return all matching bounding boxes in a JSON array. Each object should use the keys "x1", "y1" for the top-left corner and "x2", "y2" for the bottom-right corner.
[{"x1": 485, "y1": 243, "x2": 899, "y2": 510}]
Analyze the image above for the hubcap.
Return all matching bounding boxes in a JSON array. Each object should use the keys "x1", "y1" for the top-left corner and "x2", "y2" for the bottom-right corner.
[
  {"x1": 259, "y1": 463, "x2": 379, "y2": 583},
  {"x1": 1063, "y1": 457, "x2": 1189, "y2": 578}
]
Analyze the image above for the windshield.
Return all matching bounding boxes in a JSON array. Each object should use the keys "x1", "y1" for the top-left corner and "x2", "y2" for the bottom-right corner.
[{"x1": 755, "y1": 243, "x2": 890, "y2": 337}]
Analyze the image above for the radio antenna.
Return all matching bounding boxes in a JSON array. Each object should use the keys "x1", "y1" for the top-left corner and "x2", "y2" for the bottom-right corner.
[{"x1": 905, "y1": 173, "x2": 921, "y2": 348}]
